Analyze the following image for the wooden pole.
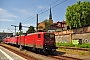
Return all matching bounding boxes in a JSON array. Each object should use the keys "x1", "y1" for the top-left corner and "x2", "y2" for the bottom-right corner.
[{"x1": 70, "y1": 33, "x2": 72, "y2": 43}]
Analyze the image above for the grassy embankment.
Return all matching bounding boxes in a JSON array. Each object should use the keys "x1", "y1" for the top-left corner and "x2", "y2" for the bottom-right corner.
[{"x1": 56, "y1": 42, "x2": 90, "y2": 48}]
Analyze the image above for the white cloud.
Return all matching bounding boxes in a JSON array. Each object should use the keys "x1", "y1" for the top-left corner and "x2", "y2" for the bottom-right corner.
[
  {"x1": 19, "y1": 24, "x2": 30, "y2": 33},
  {"x1": 22, "y1": 24, "x2": 31, "y2": 26},
  {"x1": 23, "y1": 23, "x2": 36, "y2": 26},
  {"x1": 37, "y1": 6, "x2": 46, "y2": 9},
  {"x1": 0, "y1": 8, "x2": 17, "y2": 22},
  {"x1": 22, "y1": 28, "x2": 28, "y2": 32},
  {"x1": 19, "y1": 10, "x2": 29, "y2": 14},
  {"x1": 14, "y1": 8, "x2": 32, "y2": 15},
  {"x1": 0, "y1": 8, "x2": 18, "y2": 18},
  {"x1": 0, "y1": 19, "x2": 14, "y2": 22}
]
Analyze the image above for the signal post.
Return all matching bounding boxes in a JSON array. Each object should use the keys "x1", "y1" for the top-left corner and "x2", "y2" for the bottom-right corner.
[{"x1": 19, "y1": 22, "x2": 22, "y2": 51}]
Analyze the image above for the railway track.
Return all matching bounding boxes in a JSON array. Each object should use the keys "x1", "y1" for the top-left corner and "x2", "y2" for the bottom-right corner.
[
  {"x1": 0, "y1": 44, "x2": 39, "y2": 60},
  {"x1": 0, "y1": 43, "x2": 55, "y2": 60},
  {"x1": 57, "y1": 46, "x2": 90, "y2": 51},
  {"x1": 48, "y1": 55, "x2": 82, "y2": 60},
  {"x1": 0, "y1": 43, "x2": 83, "y2": 60}
]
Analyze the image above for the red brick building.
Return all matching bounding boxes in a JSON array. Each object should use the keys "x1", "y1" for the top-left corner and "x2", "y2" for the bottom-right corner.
[{"x1": 48, "y1": 20, "x2": 67, "y2": 32}]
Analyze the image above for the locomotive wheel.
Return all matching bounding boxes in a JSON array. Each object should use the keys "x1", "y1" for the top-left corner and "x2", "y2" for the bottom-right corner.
[
  {"x1": 40, "y1": 49, "x2": 43, "y2": 54},
  {"x1": 43, "y1": 50, "x2": 49, "y2": 55},
  {"x1": 36, "y1": 48, "x2": 42, "y2": 53},
  {"x1": 49, "y1": 50, "x2": 53, "y2": 54}
]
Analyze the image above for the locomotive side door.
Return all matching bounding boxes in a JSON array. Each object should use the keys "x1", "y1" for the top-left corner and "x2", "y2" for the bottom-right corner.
[{"x1": 36, "y1": 34, "x2": 43, "y2": 48}]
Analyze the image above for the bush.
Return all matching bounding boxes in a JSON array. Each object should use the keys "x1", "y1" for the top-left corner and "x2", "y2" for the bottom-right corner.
[
  {"x1": 56, "y1": 42, "x2": 75, "y2": 47},
  {"x1": 79, "y1": 44, "x2": 90, "y2": 48},
  {"x1": 56, "y1": 43, "x2": 90, "y2": 48}
]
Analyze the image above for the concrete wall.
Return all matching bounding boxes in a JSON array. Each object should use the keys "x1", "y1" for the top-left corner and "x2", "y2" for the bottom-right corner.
[
  {"x1": 55, "y1": 34, "x2": 69, "y2": 43},
  {"x1": 55, "y1": 26, "x2": 90, "y2": 43},
  {"x1": 72, "y1": 33, "x2": 90, "y2": 43},
  {"x1": 55, "y1": 33, "x2": 90, "y2": 44}
]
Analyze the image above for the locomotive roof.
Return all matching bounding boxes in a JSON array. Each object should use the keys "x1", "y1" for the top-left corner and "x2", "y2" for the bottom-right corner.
[
  {"x1": 27, "y1": 32, "x2": 54, "y2": 35},
  {"x1": 6, "y1": 37, "x2": 10, "y2": 38}
]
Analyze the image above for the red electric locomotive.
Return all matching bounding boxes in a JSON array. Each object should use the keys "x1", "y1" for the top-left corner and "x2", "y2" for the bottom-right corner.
[
  {"x1": 25, "y1": 32, "x2": 56, "y2": 53},
  {"x1": 3, "y1": 32, "x2": 56, "y2": 54}
]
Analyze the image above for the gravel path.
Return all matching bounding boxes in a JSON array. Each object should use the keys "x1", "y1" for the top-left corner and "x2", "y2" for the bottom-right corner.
[
  {"x1": 57, "y1": 49, "x2": 90, "y2": 60},
  {"x1": 62, "y1": 54, "x2": 90, "y2": 60}
]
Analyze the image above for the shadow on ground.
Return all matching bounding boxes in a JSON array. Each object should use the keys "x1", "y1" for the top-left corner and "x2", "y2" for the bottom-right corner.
[{"x1": 48, "y1": 51, "x2": 66, "y2": 56}]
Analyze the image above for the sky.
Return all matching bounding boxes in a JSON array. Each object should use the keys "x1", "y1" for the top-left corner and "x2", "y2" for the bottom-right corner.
[{"x1": 0, "y1": 0, "x2": 90, "y2": 34}]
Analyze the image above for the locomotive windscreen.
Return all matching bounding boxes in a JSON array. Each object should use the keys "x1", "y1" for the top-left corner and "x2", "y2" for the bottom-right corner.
[{"x1": 44, "y1": 33, "x2": 54, "y2": 38}]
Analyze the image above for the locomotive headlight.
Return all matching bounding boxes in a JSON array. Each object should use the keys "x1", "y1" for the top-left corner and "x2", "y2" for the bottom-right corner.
[{"x1": 45, "y1": 44, "x2": 47, "y2": 45}]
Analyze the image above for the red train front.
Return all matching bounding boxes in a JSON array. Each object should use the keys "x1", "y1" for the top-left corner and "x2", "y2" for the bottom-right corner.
[{"x1": 43, "y1": 32, "x2": 56, "y2": 53}]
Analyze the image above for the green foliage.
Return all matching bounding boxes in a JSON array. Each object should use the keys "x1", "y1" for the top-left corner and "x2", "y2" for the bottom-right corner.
[
  {"x1": 56, "y1": 42, "x2": 75, "y2": 47},
  {"x1": 66, "y1": 1, "x2": 90, "y2": 29},
  {"x1": 19, "y1": 31, "x2": 23, "y2": 35},
  {"x1": 56, "y1": 43, "x2": 90, "y2": 48},
  {"x1": 15, "y1": 31, "x2": 23, "y2": 36},
  {"x1": 79, "y1": 43, "x2": 90, "y2": 48},
  {"x1": 43, "y1": 19, "x2": 53, "y2": 31},
  {"x1": 26, "y1": 26, "x2": 35, "y2": 34},
  {"x1": 38, "y1": 26, "x2": 43, "y2": 30},
  {"x1": 15, "y1": 32, "x2": 19, "y2": 36}
]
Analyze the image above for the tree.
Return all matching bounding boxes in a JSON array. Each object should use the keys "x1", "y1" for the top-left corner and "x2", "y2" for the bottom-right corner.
[
  {"x1": 15, "y1": 32, "x2": 19, "y2": 36},
  {"x1": 15, "y1": 31, "x2": 23, "y2": 36},
  {"x1": 26, "y1": 26, "x2": 35, "y2": 34},
  {"x1": 38, "y1": 26, "x2": 43, "y2": 30},
  {"x1": 43, "y1": 19, "x2": 53, "y2": 31},
  {"x1": 19, "y1": 31, "x2": 23, "y2": 35},
  {"x1": 66, "y1": 1, "x2": 90, "y2": 29}
]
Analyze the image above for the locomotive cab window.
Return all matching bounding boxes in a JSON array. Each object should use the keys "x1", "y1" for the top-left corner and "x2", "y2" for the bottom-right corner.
[
  {"x1": 38, "y1": 34, "x2": 41, "y2": 38},
  {"x1": 44, "y1": 33, "x2": 54, "y2": 38},
  {"x1": 50, "y1": 34, "x2": 54, "y2": 38}
]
